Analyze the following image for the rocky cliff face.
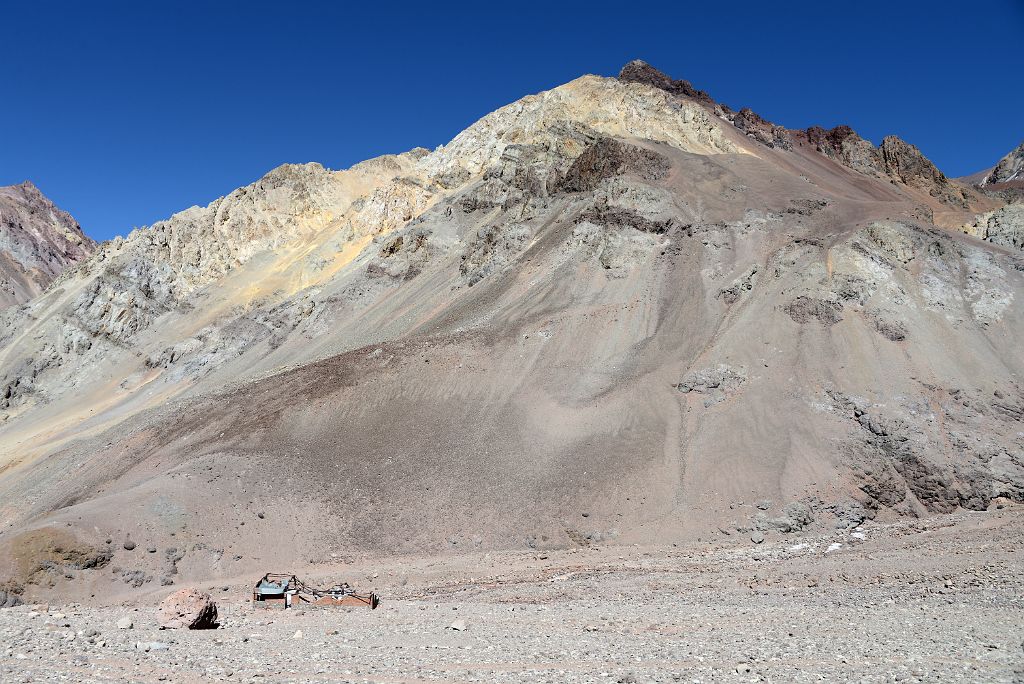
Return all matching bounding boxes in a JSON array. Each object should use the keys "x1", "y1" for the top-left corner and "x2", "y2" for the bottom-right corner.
[
  {"x1": 619, "y1": 61, "x2": 973, "y2": 209},
  {"x1": 961, "y1": 203, "x2": 1024, "y2": 251},
  {"x1": 800, "y1": 126, "x2": 971, "y2": 208},
  {"x1": 0, "y1": 63, "x2": 1021, "y2": 601},
  {"x1": 983, "y1": 141, "x2": 1024, "y2": 186},
  {"x1": 878, "y1": 136, "x2": 971, "y2": 208},
  {"x1": 619, "y1": 60, "x2": 791, "y2": 150},
  {"x1": 0, "y1": 182, "x2": 94, "y2": 309}
]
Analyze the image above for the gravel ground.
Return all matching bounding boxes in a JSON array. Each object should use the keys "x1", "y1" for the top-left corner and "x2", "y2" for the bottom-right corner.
[{"x1": 2, "y1": 510, "x2": 1023, "y2": 683}]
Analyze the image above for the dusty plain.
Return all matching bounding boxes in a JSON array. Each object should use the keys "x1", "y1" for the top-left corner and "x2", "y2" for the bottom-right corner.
[{"x1": 2, "y1": 508, "x2": 1022, "y2": 683}]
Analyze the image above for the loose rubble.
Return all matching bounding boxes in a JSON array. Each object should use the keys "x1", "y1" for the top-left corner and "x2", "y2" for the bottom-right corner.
[{"x1": 0, "y1": 510, "x2": 1021, "y2": 683}]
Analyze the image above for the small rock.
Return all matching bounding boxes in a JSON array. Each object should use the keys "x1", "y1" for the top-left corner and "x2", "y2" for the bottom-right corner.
[
  {"x1": 147, "y1": 547, "x2": 157, "y2": 553},
  {"x1": 292, "y1": 630, "x2": 303, "y2": 640},
  {"x1": 448, "y1": 618, "x2": 468, "y2": 631},
  {"x1": 736, "y1": 663, "x2": 753, "y2": 674},
  {"x1": 123, "y1": 539, "x2": 136, "y2": 551},
  {"x1": 750, "y1": 532, "x2": 765, "y2": 544},
  {"x1": 116, "y1": 617, "x2": 133, "y2": 629}
]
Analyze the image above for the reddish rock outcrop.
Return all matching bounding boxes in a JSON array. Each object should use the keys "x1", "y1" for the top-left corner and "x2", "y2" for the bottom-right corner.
[
  {"x1": 618, "y1": 59, "x2": 715, "y2": 105},
  {"x1": 879, "y1": 136, "x2": 969, "y2": 208},
  {"x1": 158, "y1": 588, "x2": 218, "y2": 629},
  {"x1": 619, "y1": 60, "x2": 792, "y2": 149},
  {"x1": 801, "y1": 126, "x2": 969, "y2": 207},
  {"x1": 0, "y1": 181, "x2": 95, "y2": 309}
]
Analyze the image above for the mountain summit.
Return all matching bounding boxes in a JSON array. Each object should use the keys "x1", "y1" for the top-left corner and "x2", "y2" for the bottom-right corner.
[
  {"x1": 984, "y1": 140, "x2": 1024, "y2": 186},
  {"x1": 0, "y1": 63, "x2": 1021, "y2": 601},
  {"x1": 0, "y1": 181, "x2": 95, "y2": 309}
]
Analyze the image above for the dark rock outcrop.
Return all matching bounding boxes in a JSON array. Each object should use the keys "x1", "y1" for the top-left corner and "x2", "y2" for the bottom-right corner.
[
  {"x1": 618, "y1": 60, "x2": 715, "y2": 106},
  {"x1": 728, "y1": 107, "x2": 793, "y2": 150},
  {"x1": 557, "y1": 138, "x2": 669, "y2": 192},
  {"x1": 804, "y1": 125, "x2": 883, "y2": 175},
  {"x1": 784, "y1": 296, "x2": 843, "y2": 325},
  {"x1": 801, "y1": 126, "x2": 968, "y2": 207},
  {"x1": 879, "y1": 136, "x2": 969, "y2": 208}
]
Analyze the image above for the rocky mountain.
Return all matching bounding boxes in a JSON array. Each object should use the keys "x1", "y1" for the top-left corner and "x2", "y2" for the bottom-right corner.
[
  {"x1": 621, "y1": 62, "x2": 977, "y2": 213},
  {"x1": 0, "y1": 181, "x2": 95, "y2": 309},
  {"x1": 0, "y1": 62, "x2": 1021, "y2": 602},
  {"x1": 982, "y1": 140, "x2": 1024, "y2": 186}
]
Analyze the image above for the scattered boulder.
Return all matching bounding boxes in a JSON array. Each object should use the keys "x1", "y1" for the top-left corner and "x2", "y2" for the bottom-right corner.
[
  {"x1": 0, "y1": 582, "x2": 23, "y2": 608},
  {"x1": 750, "y1": 532, "x2": 765, "y2": 544},
  {"x1": 157, "y1": 588, "x2": 218, "y2": 629},
  {"x1": 120, "y1": 569, "x2": 152, "y2": 588},
  {"x1": 755, "y1": 502, "x2": 815, "y2": 533},
  {"x1": 719, "y1": 265, "x2": 759, "y2": 304},
  {"x1": 123, "y1": 538, "x2": 136, "y2": 551},
  {"x1": 116, "y1": 617, "x2": 133, "y2": 630},
  {"x1": 449, "y1": 618, "x2": 468, "y2": 631},
  {"x1": 0, "y1": 590, "x2": 21, "y2": 608}
]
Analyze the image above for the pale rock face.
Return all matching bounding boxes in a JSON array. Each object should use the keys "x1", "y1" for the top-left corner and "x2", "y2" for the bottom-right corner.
[
  {"x1": 417, "y1": 75, "x2": 738, "y2": 182},
  {"x1": 961, "y1": 203, "x2": 1024, "y2": 251},
  {"x1": 0, "y1": 181, "x2": 95, "y2": 309}
]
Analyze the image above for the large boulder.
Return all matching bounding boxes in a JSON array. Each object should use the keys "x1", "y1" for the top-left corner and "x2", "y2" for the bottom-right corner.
[{"x1": 157, "y1": 588, "x2": 218, "y2": 629}]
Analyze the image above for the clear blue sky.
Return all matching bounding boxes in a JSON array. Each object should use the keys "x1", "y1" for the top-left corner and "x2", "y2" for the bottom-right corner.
[{"x1": 3, "y1": 1, "x2": 1022, "y2": 242}]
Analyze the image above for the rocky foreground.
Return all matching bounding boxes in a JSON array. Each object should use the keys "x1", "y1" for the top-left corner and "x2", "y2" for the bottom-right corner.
[{"x1": 2, "y1": 509, "x2": 1022, "y2": 683}]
